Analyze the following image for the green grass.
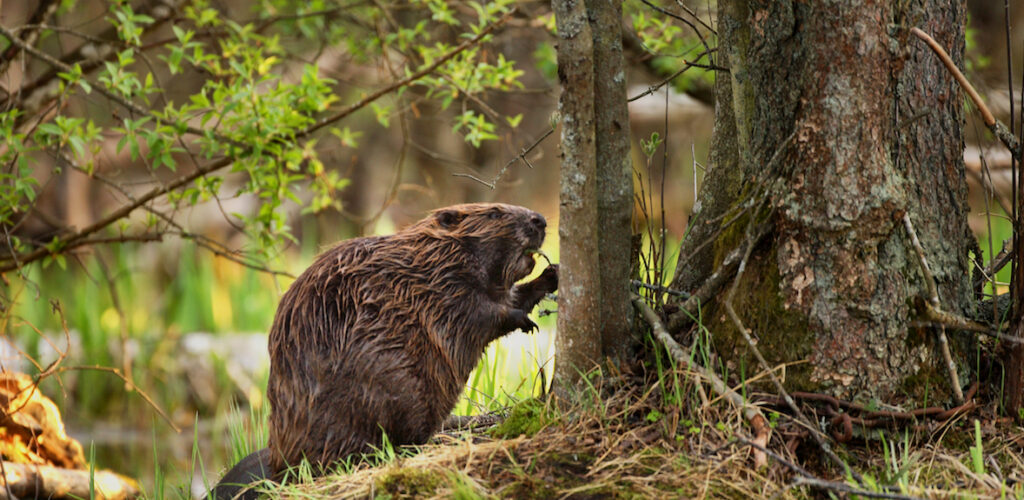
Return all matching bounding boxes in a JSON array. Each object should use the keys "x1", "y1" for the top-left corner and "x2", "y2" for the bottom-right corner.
[{"x1": 975, "y1": 207, "x2": 1014, "y2": 297}]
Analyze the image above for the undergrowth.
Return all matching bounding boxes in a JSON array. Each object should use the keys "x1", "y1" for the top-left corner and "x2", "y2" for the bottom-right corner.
[{"x1": 244, "y1": 354, "x2": 1024, "y2": 500}]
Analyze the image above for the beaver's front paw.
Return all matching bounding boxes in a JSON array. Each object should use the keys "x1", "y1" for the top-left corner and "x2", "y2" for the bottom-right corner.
[
  {"x1": 535, "y1": 264, "x2": 558, "y2": 294},
  {"x1": 507, "y1": 308, "x2": 538, "y2": 334}
]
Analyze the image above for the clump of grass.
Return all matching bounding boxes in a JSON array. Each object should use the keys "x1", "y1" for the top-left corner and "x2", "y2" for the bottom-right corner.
[{"x1": 227, "y1": 401, "x2": 269, "y2": 464}]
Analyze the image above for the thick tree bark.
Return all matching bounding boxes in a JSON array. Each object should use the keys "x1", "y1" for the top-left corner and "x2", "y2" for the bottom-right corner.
[
  {"x1": 589, "y1": 0, "x2": 636, "y2": 363},
  {"x1": 553, "y1": 0, "x2": 602, "y2": 385},
  {"x1": 674, "y1": 0, "x2": 974, "y2": 402}
]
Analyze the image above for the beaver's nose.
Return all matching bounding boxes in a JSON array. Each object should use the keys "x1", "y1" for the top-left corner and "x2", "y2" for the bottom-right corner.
[{"x1": 530, "y1": 213, "x2": 546, "y2": 230}]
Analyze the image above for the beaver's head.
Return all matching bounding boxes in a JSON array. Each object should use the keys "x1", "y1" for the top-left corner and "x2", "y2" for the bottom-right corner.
[{"x1": 422, "y1": 203, "x2": 547, "y2": 292}]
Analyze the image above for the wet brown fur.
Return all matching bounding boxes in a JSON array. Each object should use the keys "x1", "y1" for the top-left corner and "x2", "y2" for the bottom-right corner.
[{"x1": 210, "y1": 203, "x2": 557, "y2": 499}]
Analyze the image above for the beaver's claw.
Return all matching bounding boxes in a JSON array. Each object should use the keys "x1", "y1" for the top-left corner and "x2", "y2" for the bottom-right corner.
[{"x1": 508, "y1": 308, "x2": 538, "y2": 334}]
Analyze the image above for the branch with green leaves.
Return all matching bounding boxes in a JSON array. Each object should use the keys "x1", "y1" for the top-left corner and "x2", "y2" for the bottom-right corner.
[{"x1": 0, "y1": 1, "x2": 522, "y2": 275}]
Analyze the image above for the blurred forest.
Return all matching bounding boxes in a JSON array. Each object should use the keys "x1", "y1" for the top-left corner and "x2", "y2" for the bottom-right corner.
[{"x1": 0, "y1": 0, "x2": 1020, "y2": 496}]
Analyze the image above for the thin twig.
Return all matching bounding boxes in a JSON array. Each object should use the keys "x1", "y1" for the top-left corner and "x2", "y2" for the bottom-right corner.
[
  {"x1": 483, "y1": 127, "x2": 555, "y2": 188},
  {"x1": 638, "y1": 0, "x2": 713, "y2": 65},
  {"x1": 50, "y1": 364, "x2": 179, "y2": 432},
  {"x1": 630, "y1": 280, "x2": 689, "y2": 298},
  {"x1": 902, "y1": 213, "x2": 964, "y2": 404},
  {"x1": 672, "y1": 0, "x2": 716, "y2": 34},
  {"x1": 910, "y1": 27, "x2": 1020, "y2": 158},
  {"x1": 916, "y1": 300, "x2": 1024, "y2": 344},
  {"x1": 452, "y1": 172, "x2": 495, "y2": 189},
  {"x1": 626, "y1": 50, "x2": 721, "y2": 103}
]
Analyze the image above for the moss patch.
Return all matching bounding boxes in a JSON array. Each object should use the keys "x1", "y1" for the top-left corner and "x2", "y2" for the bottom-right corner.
[
  {"x1": 373, "y1": 467, "x2": 443, "y2": 499},
  {"x1": 490, "y1": 398, "x2": 556, "y2": 438},
  {"x1": 706, "y1": 243, "x2": 817, "y2": 391}
]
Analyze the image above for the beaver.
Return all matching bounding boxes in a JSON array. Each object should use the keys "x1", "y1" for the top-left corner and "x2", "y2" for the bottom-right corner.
[{"x1": 210, "y1": 203, "x2": 558, "y2": 499}]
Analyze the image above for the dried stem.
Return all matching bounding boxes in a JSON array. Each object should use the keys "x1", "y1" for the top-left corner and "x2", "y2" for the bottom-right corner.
[{"x1": 902, "y1": 213, "x2": 964, "y2": 404}]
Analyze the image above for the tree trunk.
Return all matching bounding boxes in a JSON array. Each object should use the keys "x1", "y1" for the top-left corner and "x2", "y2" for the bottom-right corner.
[
  {"x1": 553, "y1": 0, "x2": 602, "y2": 386},
  {"x1": 589, "y1": 0, "x2": 636, "y2": 363},
  {"x1": 552, "y1": 0, "x2": 636, "y2": 386},
  {"x1": 673, "y1": 0, "x2": 974, "y2": 402}
]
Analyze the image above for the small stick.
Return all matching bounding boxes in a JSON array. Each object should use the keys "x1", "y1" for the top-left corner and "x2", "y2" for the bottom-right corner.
[
  {"x1": 916, "y1": 300, "x2": 1024, "y2": 343},
  {"x1": 910, "y1": 27, "x2": 1020, "y2": 158},
  {"x1": 902, "y1": 213, "x2": 964, "y2": 404},
  {"x1": 630, "y1": 279, "x2": 689, "y2": 298}
]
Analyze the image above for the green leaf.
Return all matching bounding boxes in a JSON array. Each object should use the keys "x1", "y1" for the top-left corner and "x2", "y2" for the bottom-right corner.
[
  {"x1": 370, "y1": 102, "x2": 391, "y2": 128},
  {"x1": 37, "y1": 123, "x2": 62, "y2": 137}
]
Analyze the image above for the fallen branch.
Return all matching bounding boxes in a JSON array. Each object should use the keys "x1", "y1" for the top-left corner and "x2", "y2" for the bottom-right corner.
[
  {"x1": 759, "y1": 383, "x2": 979, "y2": 442},
  {"x1": 631, "y1": 293, "x2": 769, "y2": 468},
  {"x1": 0, "y1": 462, "x2": 138, "y2": 500}
]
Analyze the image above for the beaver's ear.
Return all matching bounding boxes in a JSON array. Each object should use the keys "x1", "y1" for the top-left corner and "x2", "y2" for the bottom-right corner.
[{"x1": 436, "y1": 209, "x2": 464, "y2": 229}]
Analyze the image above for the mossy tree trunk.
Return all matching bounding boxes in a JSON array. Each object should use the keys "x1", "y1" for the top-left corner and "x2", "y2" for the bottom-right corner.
[
  {"x1": 672, "y1": 0, "x2": 976, "y2": 402},
  {"x1": 552, "y1": 0, "x2": 636, "y2": 387}
]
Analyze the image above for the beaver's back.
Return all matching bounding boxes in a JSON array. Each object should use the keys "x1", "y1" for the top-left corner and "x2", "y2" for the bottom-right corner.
[{"x1": 266, "y1": 235, "x2": 464, "y2": 470}]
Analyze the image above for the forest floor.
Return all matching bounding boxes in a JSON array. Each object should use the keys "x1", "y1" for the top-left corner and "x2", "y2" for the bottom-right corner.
[{"x1": 253, "y1": 370, "x2": 1024, "y2": 499}]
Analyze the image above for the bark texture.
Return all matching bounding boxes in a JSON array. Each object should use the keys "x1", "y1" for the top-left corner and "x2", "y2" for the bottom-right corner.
[
  {"x1": 675, "y1": 0, "x2": 974, "y2": 401},
  {"x1": 588, "y1": 0, "x2": 636, "y2": 362},
  {"x1": 553, "y1": 0, "x2": 602, "y2": 384}
]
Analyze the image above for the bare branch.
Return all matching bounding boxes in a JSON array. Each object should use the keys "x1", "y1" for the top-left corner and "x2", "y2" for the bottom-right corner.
[
  {"x1": 911, "y1": 27, "x2": 1021, "y2": 158},
  {"x1": 902, "y1": 213, "x2": 963, "y2": 404}
]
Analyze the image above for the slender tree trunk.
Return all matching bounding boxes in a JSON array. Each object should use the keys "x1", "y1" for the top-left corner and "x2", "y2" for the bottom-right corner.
[
  {"x1": 553, "y1": 0, "x2": 602, "y2": 385},
  {"x1": 589, "y1": 0, "x2": 636, "y2": 363},
  {"x1": 552, "y1": 0, "x2": 636, "y2": 386},
  {"x1": 673, "y1": 0, "x2": 974, "y2": 402}
]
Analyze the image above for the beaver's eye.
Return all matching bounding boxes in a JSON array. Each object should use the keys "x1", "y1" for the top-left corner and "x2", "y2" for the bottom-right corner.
[{"x1": 488, "y1": 211, "x2": 502, "y2": 219}]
